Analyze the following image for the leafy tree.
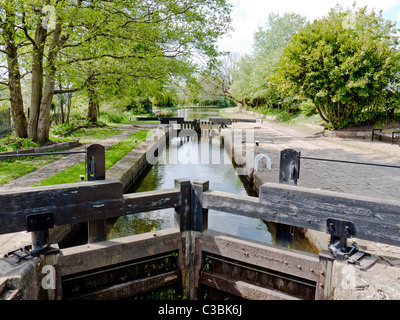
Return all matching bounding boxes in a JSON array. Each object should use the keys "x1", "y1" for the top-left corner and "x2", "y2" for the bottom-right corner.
[
  {"x1": 0, "y1": 0, "x2": 29, "y2": 138},
  {"x1": 0, "y1": 0, "x2": 232, "y2": 141},
  {"x1": 230, "y1": 12, "x2": 307, "y2": 108},
  {"x1": 280, "y1": 5, "x2": 400, "y2": 129},
  {"x1": 57, "y1": 0, "x2": 232, "y2": 124},
  {"x1": 189, "y1": 52, "x2": 242, "y2": 107}
]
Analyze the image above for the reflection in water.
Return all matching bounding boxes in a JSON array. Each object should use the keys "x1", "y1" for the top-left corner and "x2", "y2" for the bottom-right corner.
[
  {"x1": 109, "y1": 135, "x2": 272, "y2": 244},
  {"x1": 108, "y1": 108, "x2": 318, "y2": 253}
]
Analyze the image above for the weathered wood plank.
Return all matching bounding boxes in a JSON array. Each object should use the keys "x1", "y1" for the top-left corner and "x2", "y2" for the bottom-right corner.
[
  {"x1": 198, "y1": 231, "x2": 320, "y2": 282},
  {"x1": 0, "y1": 180, "x2": 123, "y2": 211},
  {"x1": 200, "y1": 271, "x2": 299, "y2": 300},
  {"x1": 191, "y1": 180, "x2": 209, "y2": 232},
  {"x1": 58, "y1": 228, "x2": 181, "y2": 277},
  {"x1": 174, "y1": 179, "x2": 191, "y2": 232},
  {"x1": 259, "y1": 183, "x2": 400, "y2": 247},
  {"x1": 0, "y1": 184, "x2": 180, "y2": 235},
  {"x1": 69, "y1": 270, "x2": 180, "y2": 300},
  {"x1": 0, "y1": 180, "x2": 124, "y2": 234},
  {"x1": 122, "y1": 189, "x2": 180, "y2": 215},
  {"x1": 203, "y1": 183, "x2": 400, "y2": 247}
]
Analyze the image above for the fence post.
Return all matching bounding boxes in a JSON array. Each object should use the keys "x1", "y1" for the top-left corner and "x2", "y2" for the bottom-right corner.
[
  {"x1": 174, "y1": 179, "x2": 191, "y2": 231},
  {"x1": 190, "y1": 180, "x2": 209, "y2": 300},
  {"x1": 86, "y1": 144, "x2": 107, "y2": 243},
  {"x1": 191, "y1": 180, "x2": 209, "y2": 232},
  {"x1": 193, "y1": 119, "x2": 201, "y2": 134},
  {"x1": 86, "y1": 144, "x2": 105, "y2": 181},
  {"x1": 315, "y1": 250, "x2": 336, "y2": 300},
  {"x1": 174, "y1": 179, "x2": 192, "y2": 298},
  {"x1": 275, "y1": 148, "x2": 301, "y2": 247}
]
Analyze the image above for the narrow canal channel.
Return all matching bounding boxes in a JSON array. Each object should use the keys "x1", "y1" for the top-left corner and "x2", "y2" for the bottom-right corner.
[{"x1": 108, "y1": 108, "x2": 316, "y2": 253}]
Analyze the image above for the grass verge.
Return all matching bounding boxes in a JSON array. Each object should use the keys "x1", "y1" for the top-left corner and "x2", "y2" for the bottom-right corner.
[
  {"x1": 0, "y1": 126, "x2": 122, "y2": 185},
  {"x1": 0, "y1": 155, "x2": 64, "y2": 185},
  {"x1": 35, "y1": 130, "x2": 150, "y2": 186}
]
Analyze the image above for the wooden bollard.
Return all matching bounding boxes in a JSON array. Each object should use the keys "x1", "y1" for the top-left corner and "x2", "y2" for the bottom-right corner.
[
  {"x1": 191, "y1": 180, "x2": 209, "y2": 232},
  {"x1": 174, "y1": 178, "x2": 191, "y2": 232},
  {"x1": 190, "y1": 180, "x2": 209, "y2": 300},
  {"x1": 275, "y1": 149, "x2": 300, "y2": 247},
  {"x1": 174, "y1": 179, "x2": 191, "y2": 298},
  {"x1": 86, "y1": 144, "x2": 107, "y2": 243}
]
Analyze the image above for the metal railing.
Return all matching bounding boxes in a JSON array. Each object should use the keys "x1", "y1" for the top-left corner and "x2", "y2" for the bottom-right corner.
[{"x1": 0, "y1": 144, "x2": 105, "y2": 182}]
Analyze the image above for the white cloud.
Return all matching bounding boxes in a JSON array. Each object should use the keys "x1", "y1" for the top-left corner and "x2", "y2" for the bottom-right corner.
[{"x1": 217, "y1": 0, "x2": 400, "y2": 55}]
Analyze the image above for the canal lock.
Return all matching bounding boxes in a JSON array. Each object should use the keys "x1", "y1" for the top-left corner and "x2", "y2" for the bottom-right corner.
[{"x1": 60, "y1": 108, "x2": 318, "y2": 300}]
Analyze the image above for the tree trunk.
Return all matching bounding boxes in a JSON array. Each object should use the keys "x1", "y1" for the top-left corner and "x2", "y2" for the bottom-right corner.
[
  {"x1": 66, "y1": 93, "x2": 72, "y2": 123},
  {"x1": 4, "y1": 7, "x2": 28, "y2": 138},
  {"x1": 315, "y1": 101, "x2": 329, "y2": 124},
  {"x1": 87, "y1": 77, "x2": 99, "y2": 123},
  {"x1": 37, "y1": 23, "x2": 63, "y2": 142},
  {"x1": 87, "y1": 92, "x2": 99, "y2": 123},
  {"x1": 37, "y1": 71, "x2": 56, "y2": 142},
  {"x1": 59, "y1": 96, "x2": 64, "y2": 124},
  {"x1": 223, "y1": 92, "x2": 244, "y2": 107},
  {"x1": 28, "y1": 17, "x2": 47, "y2": 141}
]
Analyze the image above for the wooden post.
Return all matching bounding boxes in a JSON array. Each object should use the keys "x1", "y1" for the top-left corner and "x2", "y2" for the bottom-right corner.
[
  {"x1": 39, "y1": 245, "x2": 61, "y2": 300},
  {"x1": 86, "y1": 144, "x2": 105, "y2": 181},
  {"x1": 174, "y1": 179, "x2": 191, "y2": 298},
  {"x1": 191, "y1": 180, "x2": 209, "y2": 233},
  {"x1": 315, "y1": 250, "x2": 335, "y2": 300},
  {"x1": 86, "y1": 144, "x2": 107, "y2": 243},
  {"x1": 174, "y1": 179, "x2": 191, "y2": 232},
  {"x1": 275, "y1": 149, "x2": 301, "y2": 247},
  {"x1": 175, "y1": 179, "x2": 209, "y2": 300},
  {"x1": 190, "y1": 180, "x2": 209, "y2": 300},
  {"x1": 88, "y1": 219, "x2": 107, "y2": 243}
]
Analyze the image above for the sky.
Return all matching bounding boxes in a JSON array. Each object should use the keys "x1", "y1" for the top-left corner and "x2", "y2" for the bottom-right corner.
[{"x1": 217, "y1": 0, "x2": 400, "y2": 55}]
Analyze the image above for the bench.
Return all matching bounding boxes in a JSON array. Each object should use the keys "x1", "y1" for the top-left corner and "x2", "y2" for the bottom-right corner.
[{"x1": 372, "y1": 128, "x2": 400, "y2": 145}]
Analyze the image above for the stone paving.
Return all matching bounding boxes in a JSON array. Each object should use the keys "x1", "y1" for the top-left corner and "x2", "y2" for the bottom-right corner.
[
  {"x1": 225, "y1": 108, "x2": 400, "y2": 199},
  {"x1": 225, "y1": 108, "x2": 400, "y2": 299}
]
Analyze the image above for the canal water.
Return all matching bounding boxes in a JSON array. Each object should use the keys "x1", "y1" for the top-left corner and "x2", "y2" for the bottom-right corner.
[{"x1": 108, "y1": 108, "x2": 317, "y2": 253}]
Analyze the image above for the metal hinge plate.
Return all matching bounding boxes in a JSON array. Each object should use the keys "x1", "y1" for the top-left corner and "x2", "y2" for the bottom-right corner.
[
  {"x1": 26, "y1": 212, "x2": 54, "y2": 232},
  {"x1": 327, "y1": 218, "x2": 356, "y2": 238},
  {"x1": 347, "y1": 250, "x2": 377, "y2": 270}
]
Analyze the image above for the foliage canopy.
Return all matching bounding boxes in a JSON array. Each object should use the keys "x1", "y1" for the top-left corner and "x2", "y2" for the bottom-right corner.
[
  {"x1": 0, "y1": 0, "x2": 232, "y2": 141},
  {"x1": 279, "y1": 5, "x2": 400, "y2": 129}
]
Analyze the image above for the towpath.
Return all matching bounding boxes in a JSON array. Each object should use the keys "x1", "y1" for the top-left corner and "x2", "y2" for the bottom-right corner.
[
  {"x1": 0, "y1": 125, "x2": 140, "y2": 190},
  {"x1": 225, "y1": 107, "x2": 400, "y2": 199},
  {"x1": 225, "y1": 108, "x2": 400, "y2": 273}
]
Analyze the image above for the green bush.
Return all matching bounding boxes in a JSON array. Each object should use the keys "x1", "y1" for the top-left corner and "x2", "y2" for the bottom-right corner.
[
  {"x1": 0, "y1": 137, "x2": 40, "y2": 151},
  {"x1": 50, "y1": 123, "x2": 77, "y2": 136},
  {"x1": 106, "y1": 113, "x2": 126, "y2": 123},
  {"x1": 299, "y1": 100, "x2": 317, "y2": 116}
]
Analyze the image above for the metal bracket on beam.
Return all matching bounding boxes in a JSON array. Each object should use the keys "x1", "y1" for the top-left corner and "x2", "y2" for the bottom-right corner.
[
  {"x1": 326, "y1": 218, "x2": 355, "y2": 239},
  {"x1": 327, "y1": 218, "x2": 355, "y2": 261},
  {"x1": 26, "y1": 212, "x2": 54, "y2": 232},
  {"x1": 326, "y1": 218, "x2": 376, "y2": 270},
  {"x1": 279, "y1": 149, "x2": 300, "y2": 185},
  {"x1": 25, "y1": 212, "x2": 59, "y2": 256}
]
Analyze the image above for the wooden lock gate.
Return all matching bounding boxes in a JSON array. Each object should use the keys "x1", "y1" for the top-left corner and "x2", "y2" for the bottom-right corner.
[{"x1": 1, "y1": 170, "x2": 400, "y2": 300}]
